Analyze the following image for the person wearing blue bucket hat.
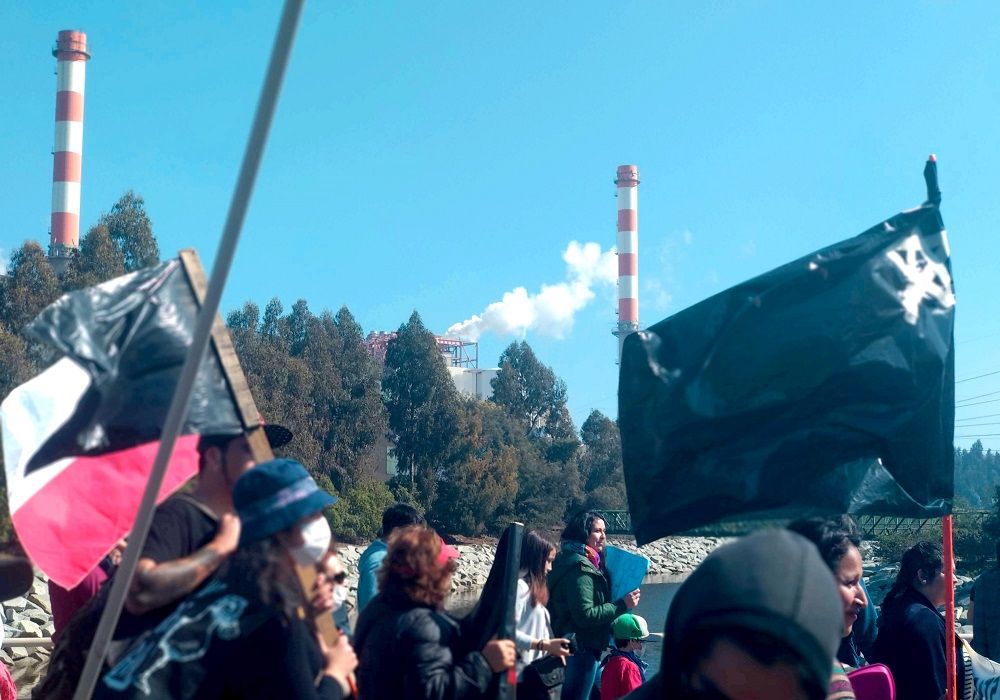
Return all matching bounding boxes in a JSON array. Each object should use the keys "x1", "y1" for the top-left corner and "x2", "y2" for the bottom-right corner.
[{"x1": 96, "y1": 459, "x2": 358, "y2": 700}]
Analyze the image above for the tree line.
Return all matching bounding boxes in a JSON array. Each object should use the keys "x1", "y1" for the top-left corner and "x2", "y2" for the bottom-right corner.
[
  {"x1": 3, "y1": 190, "x2": 995, "y2": 545},
  {"x1": 0, "y1": 191, "x2": 627, "y2": 542},
  {"x1": 229, "y1": 303, "x2": 629, "y2": 540}
]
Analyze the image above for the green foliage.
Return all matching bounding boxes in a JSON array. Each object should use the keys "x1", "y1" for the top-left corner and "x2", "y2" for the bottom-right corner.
[
  {"x1": 100, "y1": 191, "x2": 159, "y2": 272},
  {"x1": 0, "y1": 241, "x2": 62, "y2": 333},
  {"x1": 576, "y1": 410, "x2": 627, "y2": 510},
  {"x1": 514, "y1": 451, "x2": 578, "y2": 528},
  {"x1": 327, "y1": 478, "x2": 397, "y2": 543},
  {"x1": 870, "y1": 499, "x2": 1000, "y2": 575},
  {"x1": 382, "y1": 312, "x2": 462, "y2": 511},
  {"x1": 304, "y1": 308, "x2": 387, "y2": 487},
  {"x1": 955, "y1": 440, "x2": 1000, "y2": 508},
  {"x1": 431, "y1": 400, "x2": 519, "y2": 535},
  {"x1": 872, "y1": 528, "x2": 938, "y2": 564},
  {"x1": 492, "y1": 341, "x2": 578, "y2": 451},
  {"x1": 62, "y1": 224, "x2": 126, "y2": 291}
]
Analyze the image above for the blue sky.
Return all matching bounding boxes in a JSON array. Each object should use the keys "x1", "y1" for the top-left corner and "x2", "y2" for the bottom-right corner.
[{"x1": 2, "y1": 2, "x2": 998, "y2": 451}]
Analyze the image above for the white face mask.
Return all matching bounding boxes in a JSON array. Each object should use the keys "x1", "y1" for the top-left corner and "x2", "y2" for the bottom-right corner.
[
  {"x1": 331, "y1": 584, "x2": 349, "y2": 611},
  {"x1": 290, "y1": 517, "x2": 332, "y2": 566}
]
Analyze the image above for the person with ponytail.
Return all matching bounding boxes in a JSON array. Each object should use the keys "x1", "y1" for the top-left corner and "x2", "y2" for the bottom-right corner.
[
  {"x1": 869, "y1": 540, "x2": 969, "y2": 700},
  {"x1": 515, "y1": 530, "x2": 571, "y2": 675}
]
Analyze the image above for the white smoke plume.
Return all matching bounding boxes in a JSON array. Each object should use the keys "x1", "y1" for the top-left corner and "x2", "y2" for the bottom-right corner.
[
  {"x1": 0, "y1": 248, "x2": 7, "y2": 275},
  {"x1": 447, "y1": 241, "x2": 618, "y2": 341}
]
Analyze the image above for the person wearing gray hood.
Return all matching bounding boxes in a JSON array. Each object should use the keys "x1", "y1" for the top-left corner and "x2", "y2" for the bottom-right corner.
[{"x1": 626, "y1": 529, "x2": 844, "y2": 700}]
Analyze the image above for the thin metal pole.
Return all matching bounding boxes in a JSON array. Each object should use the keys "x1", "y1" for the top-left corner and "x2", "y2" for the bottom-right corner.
[{"x1": 73, "y1": 1, "x2": 305, "y2": 696}]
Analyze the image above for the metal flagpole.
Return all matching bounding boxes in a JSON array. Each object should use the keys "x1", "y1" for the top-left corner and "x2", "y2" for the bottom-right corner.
[{"x1": 73, "y1": 1, "x2": 306, "y2": 696}]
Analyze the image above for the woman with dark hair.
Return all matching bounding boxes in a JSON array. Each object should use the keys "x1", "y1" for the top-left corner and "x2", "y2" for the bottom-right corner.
[
  {"x1": 869, "y1": 540, "x2": 968, "y2": 700},
  {"x1": 515, "y1": 530, "x2": 570, "y2": 675},
  {"x1": 548, "y1": 511, "x2": 640, "y2": 700},
  {"x1": 96, "y1": 458, "x2": 358, "y2": 699},
  {"x1": 353, "y1": 526, "x2": 516, "y2": 699},
  {"x1": 787, "y1": 516, "x2": 868, "y2": 699}
]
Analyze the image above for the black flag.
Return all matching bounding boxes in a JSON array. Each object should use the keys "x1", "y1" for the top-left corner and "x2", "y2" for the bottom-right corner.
[{"x1": 619, "y1": 184, "x2": 954, "y2": 545}]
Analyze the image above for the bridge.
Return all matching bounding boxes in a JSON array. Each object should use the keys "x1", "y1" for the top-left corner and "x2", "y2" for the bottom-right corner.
[{"x1": 594, "y1": 510, "x2": 992, "y2": 539}]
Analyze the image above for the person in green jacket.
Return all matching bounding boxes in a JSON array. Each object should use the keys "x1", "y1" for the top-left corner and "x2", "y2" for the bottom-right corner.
[{"x1": 548, "y1": 511, "x2": 640, "y2": 700}]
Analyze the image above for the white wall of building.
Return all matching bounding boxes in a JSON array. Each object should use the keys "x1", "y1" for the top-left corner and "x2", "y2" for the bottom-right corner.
[{"x1": 447, "y1": 367, "x2": 500, "y2": 400}]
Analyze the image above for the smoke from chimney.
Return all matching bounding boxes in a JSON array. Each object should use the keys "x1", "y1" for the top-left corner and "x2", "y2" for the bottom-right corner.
[{"x1": 447, "y1": 241, "x2": 617, "y2": 341}]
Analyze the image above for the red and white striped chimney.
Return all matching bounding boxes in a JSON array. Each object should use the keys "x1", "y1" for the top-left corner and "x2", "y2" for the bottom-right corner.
[
  {"x1": 49, "y1": 30, "x2": 90, "y2": 260},
  {"x1": 614, "y1": 164, "x2": 639, "y2": 362}
]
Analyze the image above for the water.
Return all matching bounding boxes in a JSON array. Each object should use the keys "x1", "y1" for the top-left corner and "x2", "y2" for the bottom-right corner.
[
  {"x1": 628, "y1": 580, "x2": 681, "y2": 676},
  {"x1": 447, "y1": 580, "x2": 682, "y2": 677}
]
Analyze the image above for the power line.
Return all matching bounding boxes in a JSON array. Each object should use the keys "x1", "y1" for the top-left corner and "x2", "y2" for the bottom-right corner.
[
  {"x1": 953, "y1": 422, "x2": 1000, "y2": 428},
  {"x1": 957, "y1": 389, "x2": 1000, "y2": 404},
  {"x1": 955, "y1": 413, "x2": 1000, "y2": 422},
  {"x1": 955, "y1": 434, "x2": 1000, "y2": 438},
  {"x1": 955, "y1": 398, "x2": 1000, "y2": 409},
  {"x1": 956, "y1": 369, "x2": 1000, "y2": 384}
]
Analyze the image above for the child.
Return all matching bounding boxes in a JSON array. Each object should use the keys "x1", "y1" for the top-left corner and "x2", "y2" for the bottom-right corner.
[{"x1": 600, "y1": 613, "x2": 650, "y2": 700}]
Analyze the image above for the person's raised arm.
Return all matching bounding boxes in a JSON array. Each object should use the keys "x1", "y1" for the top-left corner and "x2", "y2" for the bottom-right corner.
[{"x1": 124, "y1": 513, "x2": 240, "y2": 615}]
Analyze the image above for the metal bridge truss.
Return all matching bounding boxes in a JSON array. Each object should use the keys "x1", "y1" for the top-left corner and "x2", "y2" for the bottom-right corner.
[{"x1": 594, "y1": 510, "x2": 991, "y2": 539}]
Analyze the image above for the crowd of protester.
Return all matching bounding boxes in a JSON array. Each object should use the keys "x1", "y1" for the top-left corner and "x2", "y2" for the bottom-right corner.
[{"x1": 0, "y1": 429, "x2": 990, "y2": 699}]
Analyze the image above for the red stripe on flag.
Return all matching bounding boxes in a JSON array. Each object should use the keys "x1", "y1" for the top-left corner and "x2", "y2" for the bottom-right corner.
[{"x1": 12, "y1": 435, "x2": 201, "y2": 589}]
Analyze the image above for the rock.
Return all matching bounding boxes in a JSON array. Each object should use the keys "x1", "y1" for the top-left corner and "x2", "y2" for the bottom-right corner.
[
  {"x1": 4, "y1": 597, "x2": 28, "y2": 612},
  {"x1": 16, "y1": 619, "x2": 44, "y2": 637}
]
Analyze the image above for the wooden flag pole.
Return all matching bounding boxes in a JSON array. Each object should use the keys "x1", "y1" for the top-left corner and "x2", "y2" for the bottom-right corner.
[
  {"x1": 181, "y1": 250, "x2": 343, "y2": 650},
  {"x1": 72, "y1": 2, "x2": 305, "y2": 697},
  {"x1": 944, "y1": 514, "x2": 957, "y2": 700}
]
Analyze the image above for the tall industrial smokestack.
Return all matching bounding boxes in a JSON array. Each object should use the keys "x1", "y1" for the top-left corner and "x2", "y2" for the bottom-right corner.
[
  {"x1": 614, "y1": 164, "x2": 639, "y2": 363},
  {"x1": 49, "y1": 30, "x2": 90, "y2": 269}
]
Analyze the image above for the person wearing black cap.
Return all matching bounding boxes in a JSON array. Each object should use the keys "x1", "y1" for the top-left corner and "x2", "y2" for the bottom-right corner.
[
  {"x1": 96, "y1": 458, "x2": 357, "y2": 699},
  {"x1": 626, "y1": 529, "x2": 844, "y2": 700}
]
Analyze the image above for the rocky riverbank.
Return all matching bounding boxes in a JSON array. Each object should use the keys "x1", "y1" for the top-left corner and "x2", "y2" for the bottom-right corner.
[{"x1": 1, "y1": 576, "x2": 55, "y2": 695}]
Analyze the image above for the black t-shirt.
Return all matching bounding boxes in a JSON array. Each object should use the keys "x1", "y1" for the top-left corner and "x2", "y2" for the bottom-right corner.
[
  {"x1": 113, "y1": 494, "x2": 218, "y2": 641},
  {"x1": 141, "y1": 494, "x2": 218, "y2": 565}
]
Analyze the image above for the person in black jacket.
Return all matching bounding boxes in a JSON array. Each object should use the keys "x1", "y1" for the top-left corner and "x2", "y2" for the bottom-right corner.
[
  {"x1": 95, "y1": 459, "x2": 357, "y2": 699},
  {"x1": 869, "y1": 540, "x2": 966, "y2": 700},
  {"x1": 354, "y1": 526, "x2": 516, "y2": 699}
]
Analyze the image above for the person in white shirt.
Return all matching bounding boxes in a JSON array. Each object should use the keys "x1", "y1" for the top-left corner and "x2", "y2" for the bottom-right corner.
[{"x1": 515, "y1": 530, "x2": 571, "y2": 675}]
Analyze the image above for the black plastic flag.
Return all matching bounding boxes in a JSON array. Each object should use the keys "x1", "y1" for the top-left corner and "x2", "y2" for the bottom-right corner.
[{"x1": 619, "y1": 171, "x2": 954, "y2": 545}]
